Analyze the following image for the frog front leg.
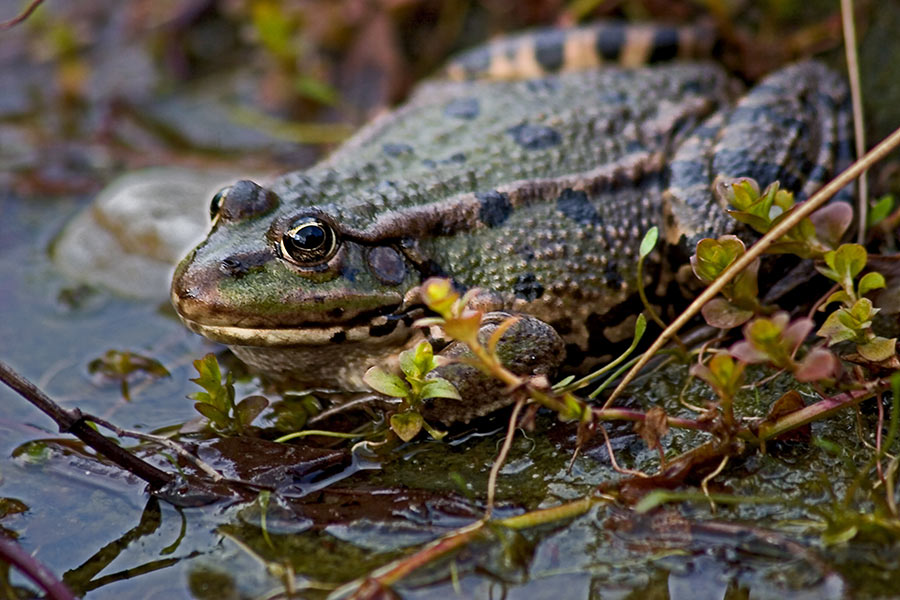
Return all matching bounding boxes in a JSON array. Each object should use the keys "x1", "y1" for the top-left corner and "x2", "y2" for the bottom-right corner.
[{"x1": 421, "y1": 311, "x2": 565, "y2": 426}]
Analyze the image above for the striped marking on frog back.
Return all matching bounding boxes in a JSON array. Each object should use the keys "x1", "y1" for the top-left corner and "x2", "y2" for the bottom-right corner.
[{"x1": 445, "y1": 21, "x2": 716, "y2": 81}]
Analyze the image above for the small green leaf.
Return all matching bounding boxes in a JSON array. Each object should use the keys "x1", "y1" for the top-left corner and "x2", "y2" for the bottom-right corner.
[
  {"x1": 857, "y1": 336, "x2": 897, "y2": 362},
  {"x1": 390, "y1": 411, "x2": 424, "y2": 442},
  {"x1": 420, "y1": 377, "x2": 462, "y2": 400},
  {"x1": 363, "y1": 367, "x2": 410, "y2": 398},
  {"x1": 858, "y1": 272, "x2": 886, "y2": 297},
  {"x1": 560, "y1": 393, "x2": 586, "y2": 420},
  {"x1": 817, "y1": 310, "x2": 858, "y2": 345},
  {"x1": 398, "y1": 347, "x2": 418, "y2": 379},
  {"x1": 822, "y1": 290, "x2": 853, "y2": 308},
  {"x1": 553, "y1": 375, "x2": 575, "y2": 389},
  {"x1": 634, "y1": 313, "x2": 647, "y2": 340},
  {"x1": 822, "y1": 524, "x2": 858, "y2": 546},
  {"x1": 829, "y1": 244, "x2": 868, "y2": 281},
  {"x1": 194, "y1": 403, "x2": 230, "y2": 429},
  {"x1": 701, "y1": 297, "x2": 753, "y2": 329},
  {"x1": 413, "y1": 340, "x2": 438, "y2": 373},
  {"x1": 691, "y1": 236, "x2": 745, "y2": 283},
  {"x1": 190, "y1": 353, "x2": 222, "y2": 393},
  {"x1": 421, "y1": 420, "x2": 448, "y2": 440},
  {"x1": 639, "y1": 226, "x2": 659, "y2": 258},
  {"x1": 867, "y1": 194, "x2": 895, "y2": 227},
  {"x1": 235, "y1": 395, "x2": 269, "y2": 427}
]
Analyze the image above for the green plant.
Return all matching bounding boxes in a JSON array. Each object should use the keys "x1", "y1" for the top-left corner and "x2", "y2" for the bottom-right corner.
[
  {"x1": 188, "y1": 354, "x2": 268, "y2": 435},
  {"x1": 363, "y1": 341, "x2": 458, "y2": 441},
  {"x1": 816, "y1": 244, "x2": 895, "y2": 361}
]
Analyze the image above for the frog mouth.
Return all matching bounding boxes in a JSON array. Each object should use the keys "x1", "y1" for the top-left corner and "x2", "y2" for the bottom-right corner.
[{"x1": 176, "y1": 306, "x2": 424, "y2": 347}]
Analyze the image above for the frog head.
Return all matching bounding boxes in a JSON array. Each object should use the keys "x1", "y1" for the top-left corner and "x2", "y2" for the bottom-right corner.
[{"x1": 171, "y1": 178, "x2": 425, "y2": 387}]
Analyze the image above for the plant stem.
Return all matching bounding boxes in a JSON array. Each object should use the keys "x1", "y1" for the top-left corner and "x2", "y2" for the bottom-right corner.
[
  {"x1": 0, "y1": 359, "x2": 174, "y2": 489},
  {"x1": 0, "y1": 537, "x2": 75, "y2": 600}
]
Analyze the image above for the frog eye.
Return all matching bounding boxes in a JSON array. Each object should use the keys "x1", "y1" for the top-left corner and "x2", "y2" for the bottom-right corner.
[
  {"x1": 281, "y1": 217, "x2": 339, "y2": 265},
  {"x1": 209, "y1": 186, "x2": 230, "y2": 221}
]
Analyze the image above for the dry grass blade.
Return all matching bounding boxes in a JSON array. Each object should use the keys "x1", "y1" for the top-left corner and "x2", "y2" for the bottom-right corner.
[
  {"x1": 604, "y1": 124, "x2": 900, "y2": 408},
  {"x1": 841, "y1": 0, "x2": 868, "y2": 243},
  {"x1": 0, "y1": 0, "x2": 44, "y2": 30},
  {"x1": 485, "y1": 398, "x2": 524, "y2": 518}
]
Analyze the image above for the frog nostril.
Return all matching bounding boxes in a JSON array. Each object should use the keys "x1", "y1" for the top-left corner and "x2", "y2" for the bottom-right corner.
[{"x1": 220, "y1": 256, "x2": 247, "y2": 276}]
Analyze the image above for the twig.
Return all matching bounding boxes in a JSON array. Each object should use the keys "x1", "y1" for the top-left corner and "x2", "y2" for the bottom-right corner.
[
  {"x1": 700, "y1": 455, "x2": 729, "y2": 512},
  {"x1": 0, "y1": 0, "x2": 45, "y2": 30},
  {"x1": 598, "y1": 423, "x2": 648, "y2": 477},
  {"x1": 0, "y1": 538, "x2": 74, "y2": 600},
  {"x1": 759, "y1": 379, "x2": 890, "y2": 440},
  {"x1": 485, "y1": 398, "x2": 524, "y2": 518},
  {"x1": 336, "y1": 496, "x2": 600, "y2": 599},
  {"x1": 605, "y1": 125, "x2": 900, "y2": 408},
  {"x1": 84, "y1": 415, "x2": 224, "y2": 482},
  {"x1": 841, "y1": 0, "x2": 868, "y2": 243},
  {"x1": 0, "y1": 358, "x2": 174, "y2": 489}
]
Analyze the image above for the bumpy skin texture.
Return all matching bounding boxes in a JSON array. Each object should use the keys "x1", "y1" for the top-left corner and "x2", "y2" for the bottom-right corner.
[{"x1": 171, "y1": 25, "x2": 851, "y2": 421}]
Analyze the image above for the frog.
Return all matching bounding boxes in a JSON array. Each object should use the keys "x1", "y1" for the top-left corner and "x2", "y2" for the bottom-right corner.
[{"x1": 171, "y1": 21, "x2": 852, "y2": 424}]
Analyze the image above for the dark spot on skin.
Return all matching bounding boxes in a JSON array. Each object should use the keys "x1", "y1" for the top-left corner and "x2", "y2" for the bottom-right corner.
[
  {"x1": 557, "y1": 188, "x2": 601, "y2": 225},
  {"x1": 382, "y1": 143, "x2": 413, "y2": 157},
  {"x1": 649, "y1": 26, "x2": 679, "y2": 62},
  {"x1": 516, "y1": 244, "x2": 536, "y2": 261},
  {"x1": 328, "y1": 307, "x2": 345, "y2": 319},
  {"x1": 218, "y1": 180, "x2": 278, "y2": 223},
  {"x1": 550, "y1": 317, "x2": 572, "y2": 335},
  {"x1": 595, "y1": 23, "x2": 625, "y2": 61},
  {"x1": 476, "y1": 190, "x2": 512, "y2": 227},
  {"x1": 218, "y1": 250, "x2": 272, "y2": 277},
  {"x1": 369, "y1": 318, "x2": 400, "y2": 338},
  {"x1": 626, "y1": 139, "x2": 646, "y2": 153},
  {"x1": 514, "y1": 273, "x2": 544, "y2": 301},
  {"x1": 330, "y1": 331, "x2": 347, "y2": 343},
  {"x1": 443, "y1": 152, "x2": 466, "y2": 164},
  {"x1": 534, "y1": 30, "x2": 564, "y2": 71},
  {"x1": 603, "y1": 266, "x2": 623, "y2": 287},
  {"x1": 681, "y1": 79, "x2": 704, "y2": 94},
  {"x1": 421, "y1": 159, "x2": 437, "y2": 169},
  {"x1": 507, "y1": 123, "x2": 561, "y2": 150},
  {"x1": 597, "y1": 90, "x2": 627, "y2": 104},
  {"x1": 444, "y1": 97, "x2": 480, "y2": 120},
  {"x1": 526, "y1": 79, "x2": 559, "y2": 93},
  {"x1": 367, "y1": 247, "x2": 407, "y2": 286}
]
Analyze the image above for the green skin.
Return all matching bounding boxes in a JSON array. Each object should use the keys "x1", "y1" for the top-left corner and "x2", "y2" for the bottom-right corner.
[{"x1": 171, "y1": 44, "x2": 850, "y2": 423}]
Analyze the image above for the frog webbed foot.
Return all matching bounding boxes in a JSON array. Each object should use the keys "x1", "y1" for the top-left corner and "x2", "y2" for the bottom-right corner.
[{"x1": 421, "y1": 312, "x2": 565, "y2": 426}]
